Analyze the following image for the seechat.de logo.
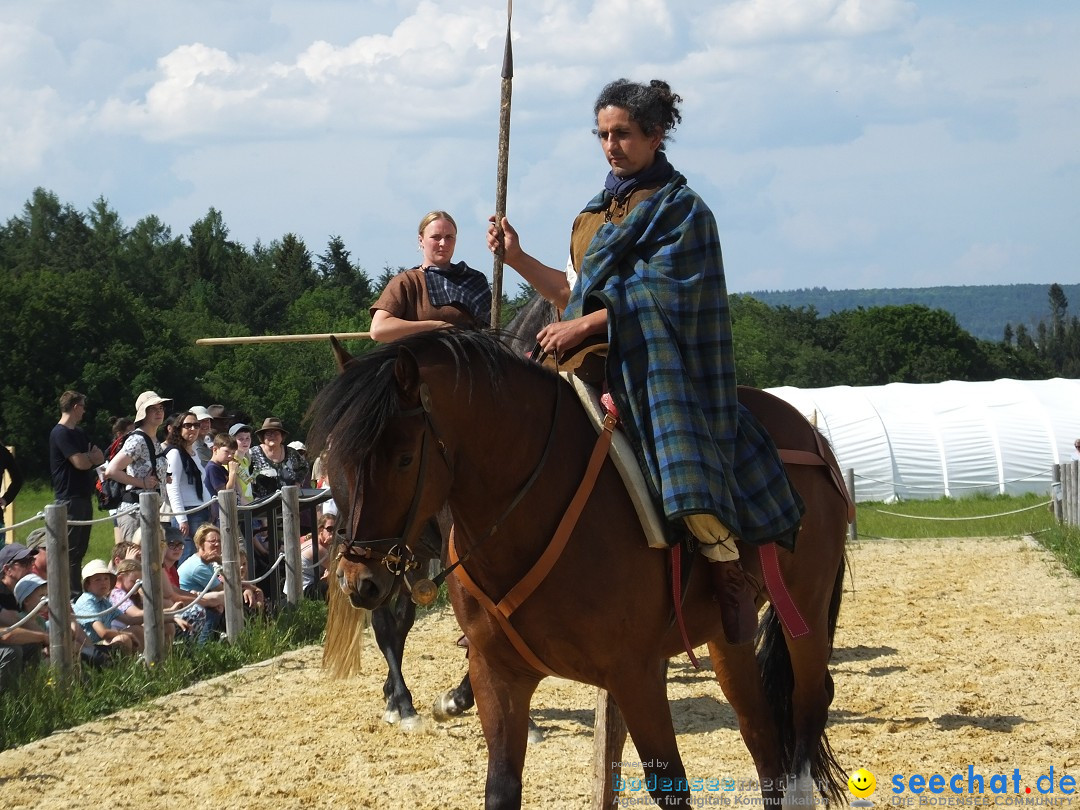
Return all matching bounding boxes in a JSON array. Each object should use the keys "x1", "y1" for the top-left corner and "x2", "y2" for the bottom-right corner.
[{"x1": 850, "y1": 768, "x2": 878, "y2": 806}]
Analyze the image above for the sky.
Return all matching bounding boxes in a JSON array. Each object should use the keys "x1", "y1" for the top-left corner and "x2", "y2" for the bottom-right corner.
[{"x1": 2, "y1": 0, "x2": 1078, "y2": 296}]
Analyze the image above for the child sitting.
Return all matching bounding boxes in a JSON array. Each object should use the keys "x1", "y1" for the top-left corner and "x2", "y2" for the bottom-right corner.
[{"x1": 74, "y1": 560, "x2": 138, "y2": 655}]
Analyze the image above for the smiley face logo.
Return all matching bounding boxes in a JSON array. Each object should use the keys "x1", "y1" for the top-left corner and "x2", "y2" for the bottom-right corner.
[{"x1": 848, "y1": 768, "x2": 877, "y2": 802}]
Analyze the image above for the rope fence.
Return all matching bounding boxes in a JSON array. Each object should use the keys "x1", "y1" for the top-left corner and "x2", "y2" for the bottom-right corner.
[{"x1": 0, "y1": 485, "x2": 331, "y2": 679}]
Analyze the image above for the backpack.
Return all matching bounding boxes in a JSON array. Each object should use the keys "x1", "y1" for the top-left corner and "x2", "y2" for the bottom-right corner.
[{"x1": 96, "y1": 430, "x2": 156, "y2": 512}]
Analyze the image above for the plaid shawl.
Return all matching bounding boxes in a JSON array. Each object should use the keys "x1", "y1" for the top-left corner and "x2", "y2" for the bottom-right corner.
[
  {"x1": 424, "y1": 262, "x2": 492, "y2": 325},
  {"x1": 565, "y1": 173, "x2": 803, "y2": 547}
]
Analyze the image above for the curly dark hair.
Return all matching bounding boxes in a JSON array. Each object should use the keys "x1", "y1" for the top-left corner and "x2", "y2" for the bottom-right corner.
[{"x1": 592, "y1": 79, "x2": 683, "y2": 147}]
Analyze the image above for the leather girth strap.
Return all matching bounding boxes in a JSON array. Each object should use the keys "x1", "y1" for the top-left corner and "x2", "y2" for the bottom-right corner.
[{"x1": 448, "y1": 412, "x2": 619, "y2": 678}]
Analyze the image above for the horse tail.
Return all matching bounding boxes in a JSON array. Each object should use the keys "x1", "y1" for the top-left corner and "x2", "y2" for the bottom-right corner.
[
  {"x1": 756, "y1": 553, "x2": 847, "y2": 806},
  {"x1": 322, "y1": 554, "x2": 371, "y2": 679}
]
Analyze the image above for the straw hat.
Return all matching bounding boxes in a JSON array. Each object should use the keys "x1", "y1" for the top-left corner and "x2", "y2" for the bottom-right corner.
[{"x1": 134, "y1": 390, "x2": 171, "y2": 422}]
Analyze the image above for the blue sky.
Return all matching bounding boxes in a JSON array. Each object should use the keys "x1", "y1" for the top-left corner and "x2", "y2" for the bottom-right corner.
[{"x1": 2, "y1": 0, "x2": 1077, "y2": 296}]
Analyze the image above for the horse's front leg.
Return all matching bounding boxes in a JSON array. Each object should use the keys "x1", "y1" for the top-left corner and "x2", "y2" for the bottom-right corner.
[
  {"x1": 608, "y1": 663, "x2": 692, "y2": 806},
  {"x1": 468, "y1": 651, "x2": 541, "y2": 810},
  {"x1": 370, "y1": 592, "x2": 422, "y2": 731}
]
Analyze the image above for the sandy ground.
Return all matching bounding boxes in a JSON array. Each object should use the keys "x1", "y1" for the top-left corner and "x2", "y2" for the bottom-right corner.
[{"x1": 1, "y1": 537, "x2": 1077, "y2": 810}]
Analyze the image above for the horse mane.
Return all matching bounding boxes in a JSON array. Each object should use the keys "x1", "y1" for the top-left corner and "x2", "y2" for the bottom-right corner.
[{"x1": 306, "y1": 328, "x2": 548, "y2": 470}]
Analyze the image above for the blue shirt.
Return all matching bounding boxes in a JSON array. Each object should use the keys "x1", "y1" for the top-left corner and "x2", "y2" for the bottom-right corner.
[
  {"x1": 73, "y1": 592, "x2": 118, "y2": 643},
  {"x1": 178, "y1": 555, "x2": 220, "y2": 593}
]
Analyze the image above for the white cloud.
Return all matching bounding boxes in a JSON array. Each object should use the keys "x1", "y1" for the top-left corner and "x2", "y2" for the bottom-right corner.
[{"x1": 706, "y1": 0, "x2": 916, "y2": 43}]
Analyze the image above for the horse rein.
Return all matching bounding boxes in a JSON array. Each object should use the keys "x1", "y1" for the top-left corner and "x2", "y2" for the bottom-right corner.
[{"x1": 338, "y1": 376, "x2": 563, "y2": 604}]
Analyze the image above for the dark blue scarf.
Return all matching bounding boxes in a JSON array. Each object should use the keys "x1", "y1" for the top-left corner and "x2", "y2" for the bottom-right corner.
[
  {"x1": 424, "y1": 262, "x2": 492, "y2": 326},
  {"x1": 603, "y1": 150, "x2": 675, "y2": 202}
]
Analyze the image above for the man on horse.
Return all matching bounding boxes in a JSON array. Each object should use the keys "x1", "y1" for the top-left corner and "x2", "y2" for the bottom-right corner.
[{"x1": 488, "y1": 78, "x2": 803, "y2": 645}]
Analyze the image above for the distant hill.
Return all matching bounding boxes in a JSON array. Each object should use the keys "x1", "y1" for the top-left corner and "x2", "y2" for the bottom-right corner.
[{"x1": 742, "y1": 283, "x2": 1080, "y2": 342}]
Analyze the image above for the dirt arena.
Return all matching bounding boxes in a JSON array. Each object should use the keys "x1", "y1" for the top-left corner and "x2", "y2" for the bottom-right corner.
[{"x1": 1, "y1": 537, "x2": 1077, "y2": 809}]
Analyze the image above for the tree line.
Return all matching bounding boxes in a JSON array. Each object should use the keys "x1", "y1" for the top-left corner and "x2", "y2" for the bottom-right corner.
[{"x1": 0, "y1": 188, "x2": 1071, "y2": 479}]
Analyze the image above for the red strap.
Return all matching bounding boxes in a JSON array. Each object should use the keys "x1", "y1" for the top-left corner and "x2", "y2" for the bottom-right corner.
[
  {"x1": 757, "y1": 542, "x2": 810, "y2": 638},
  {"x1": 671, "y1": 546, "x2": 701, "y2": 668}
]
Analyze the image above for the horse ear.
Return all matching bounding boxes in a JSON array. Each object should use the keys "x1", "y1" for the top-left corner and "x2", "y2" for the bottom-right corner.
[
  {"x1": 330, "y1": 336, "x2": 354, "y2": 374},
  {"x1": 394, "y1": 347, "x2": 421, "y2": 404}
]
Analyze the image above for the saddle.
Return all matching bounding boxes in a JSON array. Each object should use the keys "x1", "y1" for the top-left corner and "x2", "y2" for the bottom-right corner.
[{"x1": 543, "y1": 343, "x2": 855, "y2": 533}]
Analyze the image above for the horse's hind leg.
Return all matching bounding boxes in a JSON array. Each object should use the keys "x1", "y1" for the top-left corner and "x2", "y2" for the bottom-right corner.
[{"x1": 371, "y1": 590, "x2": 423, "y2": 732}]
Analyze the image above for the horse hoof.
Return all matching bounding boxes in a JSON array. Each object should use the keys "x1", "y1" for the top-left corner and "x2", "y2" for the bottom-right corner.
[
  {"x1": 432, "y1": 694, "x2": 463, "y2": 723},
  {"x1": 527, "y1": 724, "x2": 545, "y2": 745},
  {"x1": 383, "y1": 708, "x2": 401, "y2": 725},
  {"x1": 399, "y1": 715, "x2": 426, "y2": 734}
]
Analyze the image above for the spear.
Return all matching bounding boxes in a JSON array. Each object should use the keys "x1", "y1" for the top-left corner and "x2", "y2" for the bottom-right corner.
[
  {"x1": 195, "y1": 332, "x2": 370, "y2": 346},
  {"x1": 490, "y1": 0, "x2": 513, "y2": 329}
]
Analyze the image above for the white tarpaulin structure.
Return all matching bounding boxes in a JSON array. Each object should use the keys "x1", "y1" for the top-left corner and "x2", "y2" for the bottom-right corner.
[{"x1": 765, "y1": 378, "x2": 1080, "y2": 502}]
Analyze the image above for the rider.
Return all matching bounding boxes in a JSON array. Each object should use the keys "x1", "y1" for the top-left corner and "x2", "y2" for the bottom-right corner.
[
  {"x1": 369, "y1": 210, "x2": 491, "y2": 340},
  {"x1": 487, "y1": 78, "x2": 803, "y2": 645}
]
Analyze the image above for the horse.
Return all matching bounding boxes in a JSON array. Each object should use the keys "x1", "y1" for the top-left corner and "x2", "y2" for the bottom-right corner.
[{"x1": 310, "y1": 328, "x2": 848, "y2": 809}]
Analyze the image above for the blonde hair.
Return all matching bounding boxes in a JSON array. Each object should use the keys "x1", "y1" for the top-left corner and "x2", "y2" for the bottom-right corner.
[
  {"x1": 193, "y1": 523, "x2": 221, "y2": 548},
  {"x1": 417, "y1": 210, "x2": 457, "y2": 237}
]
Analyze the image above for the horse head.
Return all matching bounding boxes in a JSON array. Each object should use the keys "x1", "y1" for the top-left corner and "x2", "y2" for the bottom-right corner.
[{"x1": 311, "y1": 337, "x2": 458, "y2": 609}]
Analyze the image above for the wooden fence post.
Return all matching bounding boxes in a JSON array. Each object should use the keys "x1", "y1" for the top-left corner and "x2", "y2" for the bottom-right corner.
[
  {"x1": 846, "y1": 467, "x2": 857, "y2": 542},
  {"x1": 139, "y1": 492, "x2": 167, "y2": 666},
  {"x1": 282, "y1": 485, "x2": 303, "y2": 605},
  {"x1": 1052, "y1": 464, "x2": 1063, "y2": 524},
  {"x1": 219, "y1": 488, "x2": 245, "y2": 642},
  {"x1": 592, "y1": 688, "x2": 627, "y2": 808},
  {"x1": 43, "y1": 503, "x2": 74, "y2": 680}
]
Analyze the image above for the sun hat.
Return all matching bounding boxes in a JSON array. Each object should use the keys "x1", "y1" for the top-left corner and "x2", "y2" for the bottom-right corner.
[
  {"x1": 255, "y1": 417, "x2": 288, "y2": 438},
  {"x1": 14, "y1": 573, "x2": 47, "y2": 610},
  {"x1": 134, "y1": 390, "x2": 171, "y2": 422},
  {"x1": 0, "y1": 542, "x2": 34, "y2": 569},
  {"x1": 188, "y1": 405, "x2": 213, "y2": 421},
  {"x1": 287, "y1": 440, "x2": 306, "y2": 452},
  {"x1": 81, "y1": 559, "x2": 116, "y2": 589},
  {"x1": 229, "y1": 423, "x2": 253, "y2": 436},
  {"x1": 24, "y1": 527, "x2": 48, "y2": 552}
]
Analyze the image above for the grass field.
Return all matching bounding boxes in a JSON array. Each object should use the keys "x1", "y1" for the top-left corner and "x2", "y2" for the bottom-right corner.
[{"x1": 4, "y1": 481, "x2": 116, "y2": 562}]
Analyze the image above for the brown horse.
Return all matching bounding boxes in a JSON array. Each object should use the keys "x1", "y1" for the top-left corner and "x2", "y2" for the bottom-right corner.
[{"x1": 309, "y1": 329, "x2": 848, "y2": 809}]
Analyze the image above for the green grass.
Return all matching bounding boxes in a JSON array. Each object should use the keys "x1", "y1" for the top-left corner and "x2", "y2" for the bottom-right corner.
[
  {"x1": 6, "y1": 480, "x2": 115, "y2": 561},
  {"x1": 0, "y1": 598, "x2": 327, "y2": 751},
  {"x1": 854, "y1": 491, "x2": 1080, "y2": 577}
]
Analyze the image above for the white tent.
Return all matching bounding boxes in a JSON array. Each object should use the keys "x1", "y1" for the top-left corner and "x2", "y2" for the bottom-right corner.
[{"x1": 765, "y1": 378, "x2": 1080, "y2": 502}]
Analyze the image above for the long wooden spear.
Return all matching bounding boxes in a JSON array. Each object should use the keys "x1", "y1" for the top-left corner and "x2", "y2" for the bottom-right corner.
[
  {"x1": 490, "y1": 0, "x2": 513, "y2": 329},
  {"x1": 195, "y1": 332, "x2": 370, "y2": 346}
]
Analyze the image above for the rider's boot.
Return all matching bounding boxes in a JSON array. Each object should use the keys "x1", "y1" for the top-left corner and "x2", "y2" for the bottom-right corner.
[
  {"x1": 684, "y1": 514, "x2": 759, "y2": 646},
  {"x1": 709, "y1": 559, "x2": 759, "y2": 646}
]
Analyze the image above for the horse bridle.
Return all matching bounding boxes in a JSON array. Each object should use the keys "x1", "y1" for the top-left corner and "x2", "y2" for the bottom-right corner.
[{"x1": 337, "y1": 378, "x2": 562, "y2": 598}]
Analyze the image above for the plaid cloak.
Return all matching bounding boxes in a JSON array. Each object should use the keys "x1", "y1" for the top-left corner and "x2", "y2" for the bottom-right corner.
[{"x1": 564, "y1": 172, "x2": 803, "y2": 547}]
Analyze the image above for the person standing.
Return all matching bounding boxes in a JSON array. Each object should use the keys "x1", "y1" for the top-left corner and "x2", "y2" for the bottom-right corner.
[
  {"x1": 105, "y1": 391, "x2": 171, "y2": 545},
  {"x1": 487, "y1": 79, "x2": 803, "y2": 645},
  {"x1": 48, "y1": 390, "x2": 105, "y2": 588}
]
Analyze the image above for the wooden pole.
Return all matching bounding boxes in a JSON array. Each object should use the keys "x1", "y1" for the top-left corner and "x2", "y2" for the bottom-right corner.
[
  {"x1": 282, "y1": 485, "x2": 303, "y2": 605},
  {"x1": 219, "y1": 488, "x2": 245, "y2": 643},
  {"x1": 490, "y1": 0, "x2": 513, "y2": 329},
  {"x1": 592, "y1": 688, "x2": 627, "y2": 809},
  {"x1": 139, "y1": 492, "x2": 167, "y2": 667},
  {"x1": 44, "y1": 503, "x2": 74, "y2": 681},
  {"x1": 196, "y1": 332, "x2": 371, "y2": 346}
]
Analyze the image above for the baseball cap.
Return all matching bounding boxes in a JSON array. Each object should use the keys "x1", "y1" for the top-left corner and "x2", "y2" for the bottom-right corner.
[
  {"x1": 14, "y1": 573, "x2": 48, "y2": 610},
  {"x1": 0, "y1": 543, "x2": 34, "y2": 569},
  {"x1": 229, "y1": 423, "x2": 253, "y2": 436},
  {"x1": 189, "y1": 405, "x2": 213, "y2": 421}
]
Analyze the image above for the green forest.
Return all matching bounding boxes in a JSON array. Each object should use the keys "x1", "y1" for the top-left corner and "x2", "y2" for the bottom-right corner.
[{"x1": 2, "y1": 188, "x2": 1077, "y2": 479}]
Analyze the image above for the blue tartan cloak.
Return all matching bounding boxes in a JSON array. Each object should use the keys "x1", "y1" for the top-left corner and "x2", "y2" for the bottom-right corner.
[{"x1": 564, "y1": 171, "x2": 803, "y2": 547}]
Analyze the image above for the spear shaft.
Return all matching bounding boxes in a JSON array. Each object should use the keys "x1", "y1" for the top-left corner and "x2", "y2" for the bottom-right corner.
[{"x1": 490, "y1": 0, "x2": 513, "y2": 329}]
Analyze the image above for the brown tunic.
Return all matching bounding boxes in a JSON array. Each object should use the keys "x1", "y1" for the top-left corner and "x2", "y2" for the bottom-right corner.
[
  {"x1": 369, "y1": 268, "x2": 483, "y2": 328},
  {"x1": 569, "y1": 183, "x2": 665, "y2": 275}
]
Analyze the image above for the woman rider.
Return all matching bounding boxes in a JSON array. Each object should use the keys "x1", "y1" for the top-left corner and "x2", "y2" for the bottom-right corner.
[{"x1": 486, "y1": 79, "x2": 803, "y2": 645}]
